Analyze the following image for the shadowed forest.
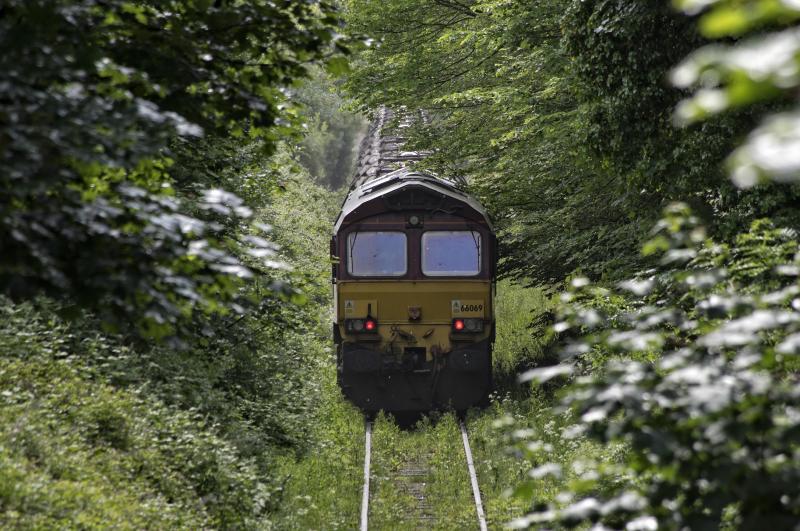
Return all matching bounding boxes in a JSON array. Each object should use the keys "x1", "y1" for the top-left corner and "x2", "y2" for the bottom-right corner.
[{"x1": 2, "y1": 0, "x2": 800, "y2": 529}]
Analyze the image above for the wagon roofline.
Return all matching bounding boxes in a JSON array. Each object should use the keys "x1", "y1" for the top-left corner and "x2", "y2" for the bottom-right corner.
[{"x1": 333, "y1": 167, "x2": 493, "y2": 234}]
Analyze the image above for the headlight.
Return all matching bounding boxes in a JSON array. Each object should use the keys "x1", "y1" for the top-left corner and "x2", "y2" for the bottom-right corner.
[
  {"x1": 345, "y1": 318, "x2": 378, "y2": 334},
  {"x1": 452, "y1": 318, "x2": 483, "y2": 333}
]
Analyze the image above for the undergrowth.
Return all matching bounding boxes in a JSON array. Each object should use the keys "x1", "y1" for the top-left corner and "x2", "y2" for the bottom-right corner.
[
  {"x1": 0, "y1": 301, "x2": 269, "y2": 529},
  {"x1": 493, "y1": 280, "x2": 554, "y2": 390},
  {"x1": 0, "y1": 156, "x2": 346, "y2": 529}
]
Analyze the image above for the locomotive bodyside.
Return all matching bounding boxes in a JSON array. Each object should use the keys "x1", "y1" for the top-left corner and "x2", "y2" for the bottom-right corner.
[{"x1": 333, "y1": 169, "x2": 495, "y2": 413}]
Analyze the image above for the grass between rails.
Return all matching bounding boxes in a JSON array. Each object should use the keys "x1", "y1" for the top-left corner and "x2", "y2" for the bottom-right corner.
[
  {"x1": 369, "y1": 413, "x2": 474, "y2": 530},
  {"x1": 272, "y1": 381, "x2": 608, "y2": 530}
]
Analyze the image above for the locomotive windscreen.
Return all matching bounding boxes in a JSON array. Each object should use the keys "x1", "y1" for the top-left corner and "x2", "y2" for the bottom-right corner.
[
  {"x1": 347, "y1": 231, "x2": 407, "y2": 276},
  {"x1": 421, "y1": 231, "x2": 482, "y2": 276}
]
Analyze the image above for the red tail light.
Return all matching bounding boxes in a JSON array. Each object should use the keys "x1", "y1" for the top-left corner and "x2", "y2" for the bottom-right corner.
[
  {"x1": 452, "y1": 318, "x2": 484, "y2": 333},
  {"x1": 345, "y1": 318, "x2": 378, "y2": 334}
]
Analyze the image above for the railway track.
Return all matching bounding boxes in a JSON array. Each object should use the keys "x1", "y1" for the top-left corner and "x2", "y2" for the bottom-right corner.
[{"x1": 359, "y1": 419, "x2": 488, "y2": 531}]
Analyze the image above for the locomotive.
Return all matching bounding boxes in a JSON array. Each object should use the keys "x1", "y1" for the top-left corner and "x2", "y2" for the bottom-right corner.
[{"x1": 332, "y1": 109, "x2": 496, "y2": 413}]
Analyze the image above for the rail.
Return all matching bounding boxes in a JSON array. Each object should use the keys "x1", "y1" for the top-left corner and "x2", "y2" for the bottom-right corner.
[
  {"x1": 359, "y1": 418, "x2": 488, "y2": 530},
  {"x1": 360, "y1": 420, "x2": 372, "y2": 531},
  {"x1": 460, "y1": 420, "x2": 488, "y2": 531}
]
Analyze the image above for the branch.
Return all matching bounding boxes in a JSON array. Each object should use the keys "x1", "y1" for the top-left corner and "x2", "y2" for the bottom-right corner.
[{"x1": 432, "y1": 0, "x2": 477, "y2": 18}]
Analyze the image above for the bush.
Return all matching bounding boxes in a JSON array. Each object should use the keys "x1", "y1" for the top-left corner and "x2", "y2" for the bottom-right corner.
[
  {"x1": 511, "y1": 204, "x2": 800, "y2": 529},
  {"x1": 0, "y1": 298, "x2": 272, "y2": 529}
]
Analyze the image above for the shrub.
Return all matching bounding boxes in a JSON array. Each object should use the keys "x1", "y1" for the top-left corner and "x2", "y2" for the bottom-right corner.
[
  {"x1": 0, "y1": 298, "x2": 271, "y2": 529},
  {"x1": 512, "y1": 204, "x2": 800, "y2": 529}
]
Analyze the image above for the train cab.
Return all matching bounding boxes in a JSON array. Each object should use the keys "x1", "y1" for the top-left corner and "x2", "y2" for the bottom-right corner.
[{"x1": 332, "y1": 168, "x2": 495, "y2": 413}]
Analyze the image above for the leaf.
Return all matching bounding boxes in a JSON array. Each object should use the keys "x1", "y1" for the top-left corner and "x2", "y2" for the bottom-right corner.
[
  {"x1": 700, "y1": 7, "x2": 751, "y2": 37},
  {"x1": 519, "y1": 364, "x2": 573, "y2": 384},
  {"x1": 325, "y1": 56, "x2": 351, "y2": 76},
  {"x1": 642, "y1": 236, "x2": 670, "y2": 257}
]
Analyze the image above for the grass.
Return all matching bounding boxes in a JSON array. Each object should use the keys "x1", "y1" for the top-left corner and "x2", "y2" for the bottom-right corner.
[
  {"x1": 492, "y1": 279, "x2": 553, "y2": 388},
  {"x1": 369, "y1": 413, "x2": 475, "y2": 530},
  {"x1": 270, "y1": 369, "x2": 365, "y2": 530},
  {"x1": 271, "y1": 388, "x2": 612, "y2": 529},
  {"x1": 466, "y1": 392, "x2": 620, "y2": 529}
]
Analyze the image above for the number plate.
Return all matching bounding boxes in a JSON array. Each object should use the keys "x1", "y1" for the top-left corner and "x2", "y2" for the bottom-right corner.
[{"x1": 451, "y1": 299, "x2": 484, "y2": 317}]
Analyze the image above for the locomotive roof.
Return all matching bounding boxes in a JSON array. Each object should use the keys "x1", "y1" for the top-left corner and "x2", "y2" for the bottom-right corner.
[{"x1": 333, "y1": 167, "x2": 493, "y2": 233}]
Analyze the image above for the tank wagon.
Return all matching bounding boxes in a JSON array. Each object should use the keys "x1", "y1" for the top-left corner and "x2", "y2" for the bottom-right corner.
[{"x1": 332, "y1": 109, "x2": 496, "y2": 413}]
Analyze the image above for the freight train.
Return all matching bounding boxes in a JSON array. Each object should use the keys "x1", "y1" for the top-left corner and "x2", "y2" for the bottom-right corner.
[{"x1": 332, "y1": 108, "x2": 496, "y2": 413}]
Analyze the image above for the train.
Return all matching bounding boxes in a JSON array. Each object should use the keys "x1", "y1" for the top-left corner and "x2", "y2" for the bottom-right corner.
[{"x1": 332, "y1": 108, "x2": 496, "y2": 413}]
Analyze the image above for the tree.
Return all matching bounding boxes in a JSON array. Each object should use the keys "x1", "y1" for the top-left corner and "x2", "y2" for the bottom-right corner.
[
  {"x1": 509, "y1": 2, "x2": 800, "y2": 528},
  {"x1": 344, "y1": 0, "x2": 800, "y2": 284},
  {"x1": 672, "y1": 0, "x2": 800, "y2": 189},
  {"x1": 0, "y1": 0, "x2": 348, "y2": 335},
  {"x1": 294, "y1": 68, "x2": 367, "y2": 190}
]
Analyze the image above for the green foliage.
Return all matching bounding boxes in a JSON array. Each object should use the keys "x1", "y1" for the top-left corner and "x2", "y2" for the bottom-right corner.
[
  {"x1": 492, "y1": 280, "x2": 555, "y2": 390},
  {"x1": 673, "y1": 0, "x2": 800, "y2": 189},
  {"x1": 271, "y1": 374, "x2": 365, "y2": 530},
  {"x1": 345, "y1": 0, "x2": 623, "y2": 282},
  {"x1": 93, "y1": 162, "x2": 341, "y2": 472},
  {"x1": 0, "y1": 160, "x2": 347, "y2": 527},
  {"x1": 561, "y1": 1, "x2": 754, "y2": 204},
  {"x1": 294, "y1": 68, "x2": 367, "y2": 189},
  {"x1": 512, "y1": 205, "x2": 800, "y2": 529},
  {"x1": 675, "y1": 0, "x2": 800, "y2": 38},
  {"x1": 0, "y1": 0, "x2": 347, "y2": 335},
  {"x1": 0, "y1": 299, "x2": 271, "y2": 529},
  {"x1": 343, "y1": 0, "x2": 795, "y2": 285},
  {"x1": 488, "y1": 393, "x2": 624, "y2": 527}
]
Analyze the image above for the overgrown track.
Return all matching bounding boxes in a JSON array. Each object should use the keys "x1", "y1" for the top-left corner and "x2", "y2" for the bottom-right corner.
[{"x1": 359, "y1": 419, "x2": 488, "y2": 530}]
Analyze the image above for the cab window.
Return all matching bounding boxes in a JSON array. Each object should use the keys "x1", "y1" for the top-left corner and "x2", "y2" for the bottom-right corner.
[
  {"x1": 347, "y1": 232, "x2": 407, "y2": 276},
  {"x1": 422, "y1": 231, "x2": 481, "y2": 276}
]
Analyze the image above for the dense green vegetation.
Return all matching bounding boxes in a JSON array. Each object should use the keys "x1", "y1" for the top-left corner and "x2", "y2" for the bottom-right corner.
[
  {"x1": 344, "y1": 0, "x2": 800, "y2": 284},
  {"x1": 0, "y1": 153, "x2": 343, "y2": 528},
  {"x1": 0, "y1": 0, "x2": 348, "y2": 336},
  {"x1": 0, "y1": 1, "x2": 355, "y2": 527},
  {"x1": 294, "y1": 68, "x2": 368, "y2": 189},
  {"x1": 0, "y1": 301, "x2": 270, "y2": 529},
  {"x1": 513, "y1": 208, "x2": 800, "y2": 528},
  {"x1": 343, "y1": 0, "x2": 800, "y2": 529},
  {"x1": 3, "y1": 0, "x2": 800, "y2": 529}
]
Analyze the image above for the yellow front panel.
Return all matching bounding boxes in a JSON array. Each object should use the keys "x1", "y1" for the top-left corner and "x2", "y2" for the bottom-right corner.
[
  {"x1": 337, "y1": 280, "x2": 491, "y2": 323},
  {"x1": 336, "y1": 280, "x2": 492, "y2": 356},
  {"x1": 343, "y1": 298, "x2": 378, "y2": 318}
]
